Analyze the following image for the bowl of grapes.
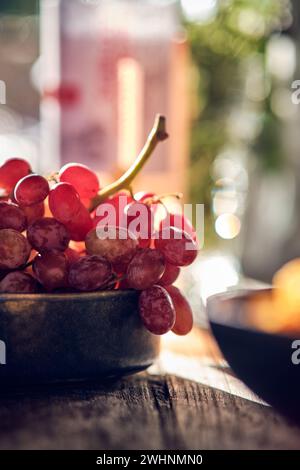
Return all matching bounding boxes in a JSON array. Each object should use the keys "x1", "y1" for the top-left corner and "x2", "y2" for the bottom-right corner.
[{"x1": 0, "y1": 116, "x2": 198, "y2": 384}]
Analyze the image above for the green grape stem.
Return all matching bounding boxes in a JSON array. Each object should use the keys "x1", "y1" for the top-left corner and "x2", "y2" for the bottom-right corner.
[{"x1": 89, "y1": 114, "x2": 168, "y2": 212}]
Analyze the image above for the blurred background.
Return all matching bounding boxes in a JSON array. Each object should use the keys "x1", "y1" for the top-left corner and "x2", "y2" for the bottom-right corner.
[{"x1": 0, "y1": 0, "x2": 299, "y2": 311}]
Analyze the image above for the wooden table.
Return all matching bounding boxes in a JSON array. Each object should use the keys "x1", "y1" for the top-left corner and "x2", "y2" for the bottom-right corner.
[{"x1": 0, "y1": 328, "x2": 300, "y2": 450}]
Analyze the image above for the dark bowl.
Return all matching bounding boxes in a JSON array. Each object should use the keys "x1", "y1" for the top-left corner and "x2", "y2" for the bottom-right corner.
[
  {"x1": 0, "y1": 290, "x2": 160, "y2": 385},
  {"x1": 207, "y1": 289, "x2": 300, "y2": 423}
]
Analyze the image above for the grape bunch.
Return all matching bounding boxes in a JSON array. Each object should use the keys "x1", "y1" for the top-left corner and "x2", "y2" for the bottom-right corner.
[{"x1": 0, "y1": 157, "x2": 198, "y2": 337}]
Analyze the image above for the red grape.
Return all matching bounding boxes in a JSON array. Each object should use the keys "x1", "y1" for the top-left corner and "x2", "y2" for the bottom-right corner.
[
  {"x1": 68, "y1": 255, "x2": 113, "y2": 292},
  {"x1": 14, "y1": 174, "x2": 49, "y2": 207},
  {"x1": 139, "y1": 285, "x2": 176, "y2": 335},
  {"x1": 85, "y1": 226, "x2": 138, "y2": 273},
  {"x1": 94, "y1": 197, "x2": 153, "y2": 248},
  {"x1": 49, "y1": 182, "x2": 81, "y2": 223},
  {"x1": 81, "y1": 197, "x2": 92, "y2": 209},
  {"x1": 0, "y1": 158, "x2": 31, "y2": 192},
  {"x1": 64, "y1": 203, "x2": 93, "y2": 241},
  {"x1": 138, "y1": 238, "x2": 152, "y2": 249},
  {"x1": 126, "y1": 249, "x2": 165, "y2": 290},
  {"x1": 93, "y1": 193, "x2": 158, "y2": 249},
  {"x1": 125, "y1": 201, "x2": 154, "y2": 247},
  {"x1": 33, "y1": 251, "x2": 68, "y2": 291},
  {"x1": 93, "y1": 191, "x2": 133, "y2": 229},
  {"x1": 23, "y1": 202, "x2": 45, "y2": 225},
  {"x1": 158, "y1": 263, "x2": 180, "y2": 287},
  {"x1": 155, "y1": 227, "x2": 198, "y2": 267},
  {"x1": 65, "y1": 247, "x2": 82, "y2": 264},
  {"x1": 27, "y1": 217, "x2": 70, "y2": 253},
  {"x1": 134, "y1": 191, "x2": 160, "y2": 216},
  {"x1": 0, "y1": 229, "x2": 31, "y2": 270},
  {"x1": 134, "y1": 191, "x2": 156, "y2": 203},
  {"x1": 160, "y1": 212, "x2": 197, "y2": 241},
  {"x1": 0, "y1": 202, "x2": 27, "y2": 232},
  {"x1": 0, "y1": 271, "x2": 38, "y2": 294},
  {"x1": 59, "y1": 163, "x2": 100, "y2": 199},
  {"x1": 165, "y1": 286, "x2": 193, "y2": 336}
]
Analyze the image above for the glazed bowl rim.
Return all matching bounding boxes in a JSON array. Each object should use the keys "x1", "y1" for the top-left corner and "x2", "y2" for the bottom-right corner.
[
  {"x1": 0, "y1": 289, "x2": 138, "y2": 302},
  {"x1": 207, "y1": 288, "x2": 297, "y2": 341}
]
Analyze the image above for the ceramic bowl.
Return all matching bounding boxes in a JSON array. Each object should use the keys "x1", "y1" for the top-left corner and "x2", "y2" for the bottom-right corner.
[
  {"x1": 207, "y1": 289, "x2": 300, "y2": 423},
  {"x1": 0, "y1": 290, "x2": 160, "y2": 385}
]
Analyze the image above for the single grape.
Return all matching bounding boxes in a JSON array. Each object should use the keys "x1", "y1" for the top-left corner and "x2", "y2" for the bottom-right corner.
[
  {"x1": 165, "y1": 286, "x2": 193, "y2": 336},
  {"x1": 0, "y1": 158, "x2": 31, "y2": 192},
  {"x1": 139, "y1": 285, "x2": 176, "y2": 335},
  {"x1": 85, "y1": 226, "x2": 138, "y2": 273},
  {"x1": 14, "y1": 174, "x2": 49, "y2": 207},
  {"x1": 134, "y1": 191, "x2": 156, "y2": 203},
  {"x1": 59, "y1": 163, "x2": 100, "y2": 200},
  {"x1": 65, "y1": 247, "x2": 82, "y2": 264},
  {"x1": 158, "y1": 263, "x2": 180, "y2": 287},
  {"x1": 125, "y1": 201, "x2": 154, "y2": 247},
  {"x1": 33, "y1": 251, "x2": 69, "y2": 291},
  {"x1": 81, "y1": 197, "x2": 92, "y2": 209},
  {"x1": 64, "y1": 203, "x2": 93, "y2": 241},
  {"x1": 0, "y1": 229, "x2": 31, "y2": 270},
  {"x1": 134, "y1": 191, "x2": 160, "y2": 216},
  {"x1": 0, "y1": 201, "x2": 27, "y2": 232},
  {"x1": 126, "y1": 249, "x2": 165, "y2": 290},
  {"x1": 27, "y1": 217, "x2": 70, "y2": 252},
  {"x1": 49, "y1": 182, "x2": 81, "y2": 223},
  {"x1": 109, "y1": 190, "x2": 133, "y2": 207},
  {"x1": 138, "y1": 238, "x2": 151, "y2": 249},
  {"x1": 0, "y1": 271, "x2": 38, "y2": 294},
  {"x1": 93, "y1": 191, "x2": 133, "y2": 229},
  {"x1": 68, "y1": 255, "x2": 113, "y2": 292},
  {"x1": 155, "y1": 227, "x2": 198, "y2": 267},
  {"x1": 23, "y1": 202, "x2": 45, "y2": 225},
  {"x1": 94, "y1": 194, "x2": 155, "y2": 249},
  {"x1": 160, "y1": 212, "x2": 197, "y2": 241}
]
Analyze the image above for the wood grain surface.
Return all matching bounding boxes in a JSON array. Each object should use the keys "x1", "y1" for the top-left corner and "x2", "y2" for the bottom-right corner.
[{"x1": 0, "y1": 329, "x2": 300, "y2": 450}]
